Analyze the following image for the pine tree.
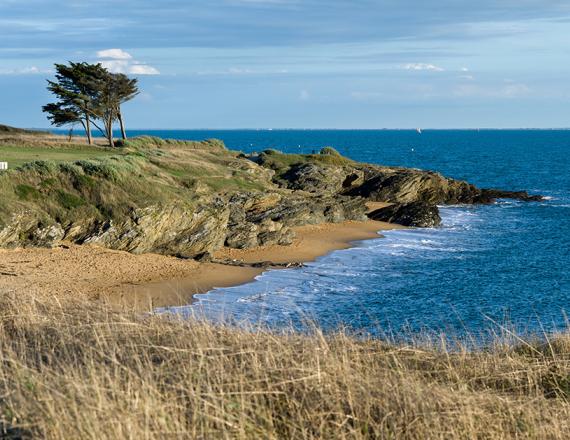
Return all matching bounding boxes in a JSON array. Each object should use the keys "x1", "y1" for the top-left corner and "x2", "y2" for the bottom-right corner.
[{"x1": 43, "y1": 63, "x2": 139, "y2": 147}]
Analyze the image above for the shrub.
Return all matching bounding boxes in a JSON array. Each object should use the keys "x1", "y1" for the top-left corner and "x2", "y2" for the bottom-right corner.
[
  {"x1": 19, "y1": 160, "x2": 58, "y2": 175},
  {"x1": 75, "y1": 160, "x2": 120, "y2": 181},
  {"x1": 320, "y1": 146, "x2": 342, "y2": 156},
  {"x1": 15, "y1": 184, "x2": 40, "y2": 200},
  {"x1": 55, "y1": 190, "x2": 85, "y2": 209}
]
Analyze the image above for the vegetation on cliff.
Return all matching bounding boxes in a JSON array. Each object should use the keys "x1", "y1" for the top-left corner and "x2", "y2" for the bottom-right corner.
[
  {"x1": 0, "y1": 133, "x2": 542, "y2": 255},
  {"x1": 0, "y1": 135, "x2": 367, "y2": 256}
]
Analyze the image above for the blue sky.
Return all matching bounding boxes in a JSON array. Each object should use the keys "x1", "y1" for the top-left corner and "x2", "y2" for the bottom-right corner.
[{"x1": 1, "y1": 0, "x2": 570, "y2": 128}]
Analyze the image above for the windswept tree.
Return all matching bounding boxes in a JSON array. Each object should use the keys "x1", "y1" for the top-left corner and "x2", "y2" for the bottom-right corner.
[
  {"x1": 42, "y1": 102, "x2": 82, "y2": 132},
  {"x1": 43, "y1": 62, "x2": 139, "y2": 147},
  {"x1": 43, "y1": 62, "x2": 107, "y2": 145},
  {"x1": 109, "y1": 73, "x2": 139, "y2": 141}
]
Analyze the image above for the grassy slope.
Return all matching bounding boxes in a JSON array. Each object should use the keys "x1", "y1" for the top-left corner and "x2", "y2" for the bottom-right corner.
[
  {"x1": 0, "y1": 136, "x2": 272, "y2": 231},
  {"x1": 1, "y1": 292, "x2": 569, "y2": 439},
  {"x1": 0, "y1": 136, "x2": 354, "y2": 234}
]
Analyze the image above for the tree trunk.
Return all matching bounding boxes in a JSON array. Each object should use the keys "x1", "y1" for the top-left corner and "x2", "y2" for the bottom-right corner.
[
  {"x1": 106, "y1": 117, "x2": 115, "y2": 148},
  {"x1": 118, "y1": 111, "x2": 127, "y2": 140},
  {"x1": 85, "y1": 115, "x2": 92, "y2": 145}
]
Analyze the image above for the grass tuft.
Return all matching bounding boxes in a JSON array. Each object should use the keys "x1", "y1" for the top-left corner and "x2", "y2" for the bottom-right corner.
[{"x1": 320, "y1": 146, "x2": 342, "y2": 156}]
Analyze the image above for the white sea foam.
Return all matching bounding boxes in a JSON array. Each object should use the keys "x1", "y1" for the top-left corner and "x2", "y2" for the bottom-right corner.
[{"x1": 187, "y1": 207, "x2": 490, "y2": 322}]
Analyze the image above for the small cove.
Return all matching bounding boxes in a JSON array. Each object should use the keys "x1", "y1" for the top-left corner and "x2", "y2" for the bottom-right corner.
[{"x1": 96, "y1": 129, "x2": 568, "y2": 338}]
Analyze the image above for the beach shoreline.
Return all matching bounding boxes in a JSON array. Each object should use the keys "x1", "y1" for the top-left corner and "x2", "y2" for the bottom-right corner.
[{"x1": 0, "y1": 215, "x2": 404, "y2": 311}]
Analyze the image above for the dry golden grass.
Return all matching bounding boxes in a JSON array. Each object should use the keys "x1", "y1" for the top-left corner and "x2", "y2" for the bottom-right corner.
[{"x1": 1, "y1": 291, "x2": 570, "y2": 439}]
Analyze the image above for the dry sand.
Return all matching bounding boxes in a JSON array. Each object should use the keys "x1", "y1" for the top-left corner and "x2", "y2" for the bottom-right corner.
[{"x1": 0, "y1": 204, "x2": 403, "y2": 311}]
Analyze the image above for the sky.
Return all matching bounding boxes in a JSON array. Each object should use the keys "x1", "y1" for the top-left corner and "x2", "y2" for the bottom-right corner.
[{"x1": 1, "y1": 0, "x2": 570, "y2": 129}]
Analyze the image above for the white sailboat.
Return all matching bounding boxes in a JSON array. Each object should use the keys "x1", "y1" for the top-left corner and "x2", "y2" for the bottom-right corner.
[{"x1": 416, "y1": 128, "x2": 422, "y2": 134}]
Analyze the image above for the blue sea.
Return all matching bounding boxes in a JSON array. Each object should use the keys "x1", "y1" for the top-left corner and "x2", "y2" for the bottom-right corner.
[{"x1": 89, "y1": 129, "x2": 570, "y2": 338}]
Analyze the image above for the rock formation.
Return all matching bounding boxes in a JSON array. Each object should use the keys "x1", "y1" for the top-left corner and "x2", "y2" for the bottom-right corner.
[
  {"x1": 368, "y1": 202, "x2": 442, "y2": 228},
  {"x1": 0, "y1": 137, "x2": 543, "y2": 258}
]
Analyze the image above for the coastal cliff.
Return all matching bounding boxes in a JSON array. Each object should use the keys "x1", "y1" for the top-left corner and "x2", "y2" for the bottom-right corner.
[{"x1": 0, "y1": 136, "x2": 541, "y2": 258}]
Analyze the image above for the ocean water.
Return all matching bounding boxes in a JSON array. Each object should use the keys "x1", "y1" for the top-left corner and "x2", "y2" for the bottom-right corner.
[{"x1": 94, "y1": 129, "x2": 570, "y2": 338}]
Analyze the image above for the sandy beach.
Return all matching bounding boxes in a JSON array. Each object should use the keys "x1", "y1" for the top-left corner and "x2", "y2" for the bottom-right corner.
[{"x1": 0, "y1": 209, "x2": 404, "y2": 311}]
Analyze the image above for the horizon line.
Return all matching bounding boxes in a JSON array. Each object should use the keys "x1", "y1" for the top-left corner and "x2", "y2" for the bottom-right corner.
[{"x1": 36, "y1": 127, "x2": 570, "y2": 131}]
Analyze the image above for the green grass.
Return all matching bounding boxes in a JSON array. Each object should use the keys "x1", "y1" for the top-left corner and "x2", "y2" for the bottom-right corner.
[
  {"x1": 0, "y1": 145, "x2": 122, "y2": 168},
  {"x1": 257, "y1": 149, "x2": 353, "y2": 181},
  {"x1": 14, "y1": 184, "x2": 40, "y2": 201}
]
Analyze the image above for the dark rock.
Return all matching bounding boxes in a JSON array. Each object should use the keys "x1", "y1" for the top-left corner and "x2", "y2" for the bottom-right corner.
[
  {"x1": 348, "y1": 165, "x2": 543, "y2": 206},
  {"x1": 347, "y1": 166, "x2": 482, "y2": 204},
  {"x1": 368, "y1": 202, "x2": 442, "y2": 227},
  {"x1": 478, "y1": 189, "x2": 544, "y2": 203},
  {"x1": 225, "y1": 222, "x2": 259, "y2": 249},
  {"x1": 195, "y1": 252, "x2": 213, "y2": 262},
  {"x1": 281, "y1": 163, "x2": 348, "y2": 194},
  {"x1": 342, "y1": 169, "x2": 365, "y2": 188},
  {"x1": 213, "y1": 258, "x2": 305, "y2": 269}
]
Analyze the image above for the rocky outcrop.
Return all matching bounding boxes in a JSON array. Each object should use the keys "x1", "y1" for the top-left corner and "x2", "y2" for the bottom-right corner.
[
  {"x1": 368, "y1": 202, "x2": 442, "y2": 227},
  {"x1": 224, "y1": 191, "x2": 367, "y2": 249},
  {"x1": 69, "y1": 201, "x2": 231, "y2": 258},
  {"x1": 251, "y1": 156, "x2": 543, "y2": 230},
  {"x1": 346, "y1": 166, "x2": 543, "y2": 205},
  {"x1": 0, "y1": 212, "x2": 65, "y2": 248},
  {"x1": 281, "y1": 163, "x2": 364, "y2": 194},
  {"x1": 0, "y1": 191, "x2": 368, "y2": 258},
  {"x1": 478, "y1": 189, "x2": 543, "y2": 203}
]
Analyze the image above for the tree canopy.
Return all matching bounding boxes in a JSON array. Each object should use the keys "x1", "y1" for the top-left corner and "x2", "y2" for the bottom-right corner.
[{"x1": 43, "y1": 62, "x2": 139, "y2": 147}]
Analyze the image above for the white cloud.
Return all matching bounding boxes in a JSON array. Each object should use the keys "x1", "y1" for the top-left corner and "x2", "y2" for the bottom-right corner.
[
  {"x1": 402, "y1": 63, "x2": 444, "y2": 72},
  {"x1": 299, "y1": 89, "x2": 310, "y2": 101},
  {"x1": 0, "y1": 65, "x2": 51, "y2": 75},
  {"x1": 453, "y1": 82, "x2": 530, "y2": 98},
  {"x1": 96, "y1": 49, "x2": 159, "y2": 75},
  {"x1": 502, "y1": 83, "x2": 530, "y2": 98},
  {"x1": 128, "y1": 64, "x2": 160, "y2": 75},
  {"x1": 195, "y1": 67, "x2": 288, "y2": 76},
  {"x1": 96, "y1": 48, "x2": 132, "y2": 60},
  {"x1": 228, "y1": 67, "x2": 254, "y2": 74},
  {"x1": 461, "y1": 67, "x2": 470, "y2": 72}
]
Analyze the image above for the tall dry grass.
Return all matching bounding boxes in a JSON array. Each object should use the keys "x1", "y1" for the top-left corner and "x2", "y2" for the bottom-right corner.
[{"x1": 1, "y1": 291, "x2": 569, "y2": 439}]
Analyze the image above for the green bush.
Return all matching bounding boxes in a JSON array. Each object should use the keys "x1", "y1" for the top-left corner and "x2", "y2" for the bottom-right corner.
[
  {"x1": 19, "y1": 161, "x2": 58, "y2": 175},
  {"x1": 15, "y1": 184, "x2": 40, "y2": 201},
  {"x1": 319, "y1": 146, "x2": 342, "y2": 156},
  {"x1": 56, "y1": 190, "x2": 85, "y2": 209},
  {"x1": 75, "y1": 160, "x2": 120, "y2": 181}
]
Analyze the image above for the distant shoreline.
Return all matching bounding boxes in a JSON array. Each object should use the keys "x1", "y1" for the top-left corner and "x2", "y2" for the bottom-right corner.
[{"x1": 45, "y1": 127, "x2": 570, "y2": 132}]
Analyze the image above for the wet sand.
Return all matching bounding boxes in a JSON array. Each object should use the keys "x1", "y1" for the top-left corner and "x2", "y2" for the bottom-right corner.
[{"x1": 0, "y1": 207, "x2": 403, "y2": 311}]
